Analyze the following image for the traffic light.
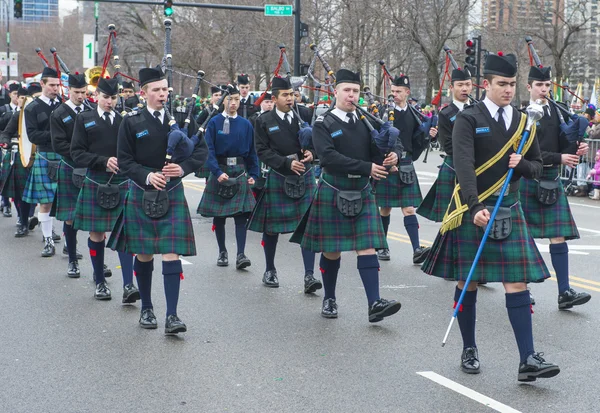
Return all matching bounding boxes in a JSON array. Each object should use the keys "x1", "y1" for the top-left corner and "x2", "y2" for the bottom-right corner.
[
  {"x1": 14, "y1": 0, "x2": 23, "y2": 18},
  {"x1": 164, "y1": 0, "x2": 173, "y2": 16},
  {"x1": 465, "y1": 39, "x2": 476, "y2": 65}
]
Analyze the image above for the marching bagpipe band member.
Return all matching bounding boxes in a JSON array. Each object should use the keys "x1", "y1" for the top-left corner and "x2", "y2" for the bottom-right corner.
[
  {"x1": 290, "y1": 69, "x2": 402, "y2": 322},
  {"x1": 194, "y1": 85, "x2": 224, "y2": 180},
  {"x1": 197, "y1": 84, "x2": 259, "y2": 270},
  {"x1": 248, "y1": 92, "x2": 274, "y2": 129},
  {"x1": 0, "y1": 82, "x2": 21, "y2": 218},
  {"x1": 236, "y1": 74, "x2": 258, "y2": 119},
  {"x1": 69, "y1": 77, "x2": 137, "y2": 303},
  {"x1": 22, "y1": 67, "x2": 63, "y2": 257},
  {"x1": 519, "y1": 65, "x2": 591, "y2": 309},
  {"x1": 248, "y1": 76, "x2": 320, "y2": 292},
  {"x1": 418, "y1": 68, "x2": 473, "y2": 223},
  {"x1": 50, "y1": 73, "x2": 89, "y2": 278},
  {"x1": 422, "y1": 53, "x2": 560, "y2": 382},
  {"x1": 107, "y1": 66, "x2": 206, "y2": 334},
  {"x1": 376, "y1": 74, "x2": 434, "y2": 264}
]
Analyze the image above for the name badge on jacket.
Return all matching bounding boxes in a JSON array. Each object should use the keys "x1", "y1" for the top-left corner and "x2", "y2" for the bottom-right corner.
[
  {"x1": 136, "y1": 130, "x2": 149, "y2": 139},
  {"x1": 268, "y1": 125, "x2": 280, "y2": 133},
  {"x1": 84, "y1": 121, "x2": 96, "y2": 129},
  {"x1": 62, "y1": 115, "x2": 73, "y2": 124},
  {"x1": 475, "y1": 127, "x2": 490, "y2": 135},
  {"x1": 331, "y1": 130, "x2": 342, "y2": 138}
]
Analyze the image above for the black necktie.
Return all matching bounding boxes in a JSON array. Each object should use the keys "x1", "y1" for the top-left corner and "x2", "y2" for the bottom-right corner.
[
  {"x1": 543, "y1": 105, "x2": 550, "y2": 118},
  {"x1": 347, "y1": 113, "x2": 355, "y2": 125},
  {"x1": 49, "y1": 100, "x2": 56, "y2": 109},
  {"x1": 75, "y1": 107, "x2": 81, "y2": 114},
  {"x1": 103, "y1": 112, "x2": 111, "y2": 124},
  {"x1": 153, "y1": 111, "x2": 162, "y2": 124},
  {"x1": 496, "y1": 107, "x2": 506, "y2": 131},
  {"x1": 285, "y1": 113, "x2": 291, "y2": 124}
]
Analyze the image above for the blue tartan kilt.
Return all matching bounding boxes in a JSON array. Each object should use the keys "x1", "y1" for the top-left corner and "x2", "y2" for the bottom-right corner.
[
  {"x1": 107, "y1": 178, "x2": 196, "y2": 256},
  {"x1": 290, "y1": 173, "x2": 387, "y2": 252},
  {"x1": 417, "y1": 156, "x2": 456, "y2": 222},
  {"x1": 375, "y1": 161, "x2": 423, "y2": 208},
  {"x1": 55, "y1": 159, "x2": 83, "y2": 222},
  {"x1": 72, "y1": 170, "x2": 129, "y2": 233},
  {"x1": 247, "y1": 167, "x2": 316, "y2": 234},
  {"x1": 197, "y1": 164, "x2": 256, "y2": 217},
  {"x1": 422, "y1": 191, "x2": 550, "y2": 283},
  {"x1": 519, "y1": 166, "x2": 579, "y2": 240},
  {"x1": 22, "y1": 151, "x2": 61, "y2": 204},
  {"x1": 0, "y1": 151, "x2": 29, "y2": 199}
]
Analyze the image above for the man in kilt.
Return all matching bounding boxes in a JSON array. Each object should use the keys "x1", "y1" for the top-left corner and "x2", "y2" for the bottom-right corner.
[
  {"x1": 375, "y1": 74, "x2": 434, "y2": 264},
  {"x1": 197, "y1": 85, "x2": 258, "y2": 270},
  {"x1": 50, "y1": 73, "x2": 89, "y2": 278},
  {"x1": 236, "y1": 74, "x2": 257, "y2": 119},
  {"x1": 248, "y1": 92, "x2": 274, "y2": 198},
  {"x1": 194, "y1": 85, "x2": 223, "y2": 181},
  {"x1": 290, "y1": 69, "x2": 402, "y2": 322},
  {"x1": 248, "y1": 77, "x2": 320, "y2": 291},
  {"x1": 22, "y1": 67, "x2": 63, "y2": 257},
  {"x1": 109, "y1": 67, "x2": 207, "y2": 334},
  {"x1": 422, "y1": 54, "x2": 560, "y2": 382},
  {"x1": 519, "y1": 65, "x2": 591, "y2": 309},
  {"x1": 0, "y1": 82, "x2": 21, "y2": 218},
  {"x1": 418, "y1": 68, "x2": 473, "y2": 223}
]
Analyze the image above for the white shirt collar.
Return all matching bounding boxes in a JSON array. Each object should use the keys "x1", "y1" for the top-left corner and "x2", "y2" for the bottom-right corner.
[
  {"x1": 97, "y1": 106, "x2": 115, "y2": 120},
  {"x1": 39, "y1": 94, "x2": 55, "y2": 106},
  {"x1": 483, "y1": 97, "x2": 512, "y2": 127},
  {"x1": 146, "y1": 106, "x2": 165, "y2": 121},
  {"x1": 331, "y1": 107, "x2": 357, "y2": 123},
  {"x1": 453, "y1": 100, "x2": 467, "y2": 111},
  {"x1": 9, "y1": 102, "x2": 18, "y2": 111},
  {"x1": 66, "y1": 100, "x2": 83, "y2": 112},
  {"x1": 275, "y1": 107, "x2": 293, "y2": 122},
  {"x1": 394, "y1": 102, "x2": 408, "y2": 112},
  {"x1": 221, "y1": 112, "x2": 238, "y2": 119}
]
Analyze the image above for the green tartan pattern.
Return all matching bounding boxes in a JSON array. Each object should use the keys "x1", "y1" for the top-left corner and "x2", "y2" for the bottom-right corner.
[
  {"x1": 417, "y1": 156, "x2": 456, "y2": 222},
  {"x1": 422, "y1": 191, "x2": 550, "y2": 283},
  {"x1": 194, "y1": 165, "x2": 210, "y2": 179},
  {"x1": 0, "y1": 151, "x2": 28, "y2": 199},
  {"x1": 55, "y1": 159, "x2": 83, "y2": 222},
  {"x1": 72, "y1": 170, "x2": 129, "y2": 232},
  {"x1": 290, "y1": 173, "x2": 388, "y2": 252},
  {"x1": 247, "y1": 167, "x2": 317, "y2": 234},
  {"x1": 22, "y1": 151, "x2": 61, "y2": 204},
  {"x1": 375, "y1": 161, "x2": 423, "y2": 208},
  {"x1": 519, "y1": 166, "x2": 579, "y2": 240},
  {"x1": 0, "y1": 150, "x2": 9, "y2": 189},
  {"x1": 197, "y1": 164, "x2": 256, "y2": 217},
  {"x1": 107, "y1": 179, "x2": 196, "y2": 256}
]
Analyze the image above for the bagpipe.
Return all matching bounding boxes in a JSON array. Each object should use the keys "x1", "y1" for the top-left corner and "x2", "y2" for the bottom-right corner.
[
  {"x1": 439, "y1": 45, "x2": 479, "y2": 104},
  {"x1": 50, "y1": 47, "x2": 95, "y2": 111}
]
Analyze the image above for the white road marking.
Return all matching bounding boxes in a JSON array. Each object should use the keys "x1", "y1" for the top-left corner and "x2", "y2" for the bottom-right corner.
[
  {"x1": 181, "y1": 259, "x2": 193, "y2": 265},
  {"x1": 379, "y1": 284, "x2": 428, "y2": 289},
  {"x1": 417, "y1": 371, "x2": 522, "y2": 413},
  {"x1": 535, "y1": 244, "x2": 589, "y2": 255},
  {"x1": 569, "y1": 201, "x2": 600, "y2": 210},
  {"x1": 578, "y1": 227, "x2": 600, "y2": 235},
  {"x1": 417, "y1": 171, "x2": 440, "y2": 178}
]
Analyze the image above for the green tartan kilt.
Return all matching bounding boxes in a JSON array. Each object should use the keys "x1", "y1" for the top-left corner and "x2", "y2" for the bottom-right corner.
[
  {"x1": 418, "y1": 156, "x2": 456, "y2": 222},
  {"x1": 197, "y1": 164, "x2": 256, "y2": 217},
  {"x1": 0, "y1": 150, "x2": 8, "y2": 190},
  {"x1": 107, "y1": 179, "x2": 196, "y2": 256},
  {"x1": 0, "y1": 151, "x2": 28, "y2": 199},
  {"x1": 247, "y1": 167, "x2": 317, "y2": 234},
  {"x1": 375, "y1": 161, "x2": 423, "y2": 208},
  {"x1": 22, "y1": 151, "x2": 61, "y2": 204},
  {"x1": 55, "y1": 159, "x2": 83, "y2": 222},
  {"x1": 290, "y1": 173, "x2": 388, "y2": 252},
  {"x1": 194, "y1": 165, "x2": 210, "y2": 179},
  {"x1": 422, "y1": 191, "x2": 550, "y2": 283},
  {"x1": 73, "y1": 170, "x2": 129, "y2": 232},
  {"x1": 519, "y1": 166, "x2": 579, "y2": 240}
]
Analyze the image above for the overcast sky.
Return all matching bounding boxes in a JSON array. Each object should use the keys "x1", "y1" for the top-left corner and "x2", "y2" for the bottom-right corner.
[{"x1": 60, "y1": 0, "x2": 80, "y2": 17}]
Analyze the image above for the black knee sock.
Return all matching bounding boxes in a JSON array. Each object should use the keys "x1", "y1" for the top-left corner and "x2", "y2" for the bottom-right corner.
[
  {"x1": 550, "y1": 242, "x2": 570, "y2": 294},
  {"x1": 454, "y1": 287, "x2": 477, "y2": 349},
  {"x1": 213, "y1": 217, "x2": 226, "y2": 252},
  {"x1": 19, "y1": 202, "x2": 31, "y2": 224},
  {"x1": 134, "y1": 257, "x2": 154, "y2": 310},
  {"x1": 63, "y1": 222, "x2": 78, "y2": 262},
  {"x1": 262, "y1": 233, "x2": 278, "y2": 271},
  {"x1": 381, "y1": 215, "x2": 391, "y2": 238},
  {"x1": 88, "y1": 238, "x2": 106, "y2": 285},
  {"x1": 357, "y1": 254, "x2": 381, "y2": 306},
  {"x1": 319, "y1": 254, "x2": 341, "y2": 300},
  {"x1": 118, "y1": 252, "x2": 134, "y2": 286},
  {"x1": 404, "y1": 214, "x2": 420, "y2": 251},
  {"x1": 234, "y1": 214, "x2": 248, "y2": 255},
  {"x1": 301, "y1": 248, "x2": 315, "y2": 274},
  {"x1": 506, "y1": 290, "x2": 535, "y2": 363},
  {"x1": 163, "y1": 260, "x2": 182, "y2": 317}
]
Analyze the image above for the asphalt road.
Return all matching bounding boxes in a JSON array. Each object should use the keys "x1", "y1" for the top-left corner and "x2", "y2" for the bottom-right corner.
[{"x1": 0, "y1": 153, "x2": 598, "y2": 413}]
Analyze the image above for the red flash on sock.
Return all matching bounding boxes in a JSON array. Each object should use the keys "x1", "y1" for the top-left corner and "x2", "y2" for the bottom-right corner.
[
  {"x1": 319, "y1": 267, "x2": 325, "y2": 274},
  {"x1": 211, "y1": 224, "x2": 216, "y2": 232},
  {"x1": 133, "y1": 271, "x2": 137, "y2": 277},
  {"x1": 90, "y1": 249, "x2": 97, "y2": 257},
  {"x1": 452, "y1": 302, "x2": 464, "y2": 312},
  {"x1": 180, "y1": 272, "x2": 184, "y2": 280},
  {"x1": 530, "y1": 304, "x2": 534, "y2": 314},
  {"x1": 261, "y1": 240, "x2": 265, "y2": 247}
]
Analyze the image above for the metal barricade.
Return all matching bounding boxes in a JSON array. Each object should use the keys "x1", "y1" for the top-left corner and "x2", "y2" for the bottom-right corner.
[{"x1": 560, "y1": 139, "x2": 600, "y2": 184}]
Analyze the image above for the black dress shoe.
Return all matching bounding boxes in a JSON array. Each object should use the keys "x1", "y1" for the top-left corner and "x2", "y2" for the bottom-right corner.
[
  {"x1": 413, "y1": 246, "x2": 431, "y2": 265},
  {"x1": 94, "y1": 282, "x2": 112, "y2": 300},
  {"x1": 14, "y1": 224, "x2": 29, "y2": 238},
  {"x1": 62, "y1": 245, "x2": 83, "y2": 260},
  {"x1": 15, "y1": 218, "x2": 22, "y2": 227},
  {"x1": 52, "y1": 229, "x2": 61, "y2": 242},
  {"x1": 41, "y1": 237, "x2": 55, "y2": 257},
  {"x1": 304, "y1": 271, "x2": 322, "y2": 294},
  {"x1": 122, "y1": 283, "x2": 141, "y2": 303},
  {"x1": 461, "y1": 347, "x2": 480, "y2": 374},
  {"x1": 217, "y1": 251, "x2": 229, "y2": 267},
  {"x1": 28, "y1": 216, "x2": 39, "y2": 230},
  {"x1": 67, "y1": 261, "x2": 81, "y2": 278},
  {"x1": 139, "y1": 308, "x2": 158, "y2": 329},
  {"x1": 236, "y1": 253, "x2": 251, "y2": 270},
  {"x1": 369, "y1": 298, "x2": 401, "y2": 323},
  {"x1": 377, "y1": 248, "x2": 391, "y2": 261},
  {"x1": 558, "y1": 288, "x2": 591, "y2": 309},
  {"x1": 165, "y1": 314, "x2": 187, "y2": 335},
  {"x1": 262, "y1": 270, "x2": 279, "y2": 288},
  {"x1": 321, "y1": 298, "x2": 338, "y2": 318},
  {"x1": 518, "y1": 353, "x2": 560, "y2": 382},
  {"x1": 3, "y1": 206, "x2": 12, "y2": 217}
]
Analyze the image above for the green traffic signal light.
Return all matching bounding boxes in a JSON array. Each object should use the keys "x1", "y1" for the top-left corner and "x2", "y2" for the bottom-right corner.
[{"x1": 164, "y1": 0, "x2": 173, "y2": 16}]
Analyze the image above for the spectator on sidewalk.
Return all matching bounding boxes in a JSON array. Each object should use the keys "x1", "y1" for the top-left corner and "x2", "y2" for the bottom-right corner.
[{"x1": 586, "y1": 149, "x2": 600, "y2": 200}]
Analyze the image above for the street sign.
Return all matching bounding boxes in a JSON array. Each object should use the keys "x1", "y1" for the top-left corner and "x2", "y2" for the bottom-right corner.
[
  {"x1": 9, "y1": 53, "x2": 18, "y2": 76},
  {"x1": 94, "y1": 2, "x2": 99, "y2": 19},
  {"x1": 0, "y1": 53, "x2": 7, "y2": 76},
  {"x1": 83, "y1": 34, "x2": 95, "y2": 68},
  {"x1": 264, "y1": 4, "x2": 292, "y2": 16}
]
